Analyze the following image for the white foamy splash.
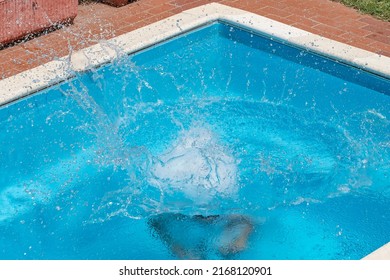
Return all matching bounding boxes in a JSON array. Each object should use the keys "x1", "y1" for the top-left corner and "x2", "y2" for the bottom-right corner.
[{"x1": 148, "y1": 126, "x2": 238, "y2": 205}]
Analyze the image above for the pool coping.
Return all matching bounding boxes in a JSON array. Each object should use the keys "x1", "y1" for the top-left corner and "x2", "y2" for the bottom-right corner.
[
  {"x1": 363, "y1": 242, "x2": 390, "y2": 260},
  {"x1": 0, "y1": 2, "x2": 389, "y2": 259}
]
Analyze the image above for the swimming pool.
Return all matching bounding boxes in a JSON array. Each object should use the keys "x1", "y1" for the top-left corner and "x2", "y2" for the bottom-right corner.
[{"x1": 0, "y1": 4, "x2": 389, "y2": 260}]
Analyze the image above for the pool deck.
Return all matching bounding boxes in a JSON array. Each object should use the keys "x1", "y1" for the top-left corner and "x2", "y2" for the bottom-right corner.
[{"x1": 0, "y1": 0, "x2": 390, "y2": 80}]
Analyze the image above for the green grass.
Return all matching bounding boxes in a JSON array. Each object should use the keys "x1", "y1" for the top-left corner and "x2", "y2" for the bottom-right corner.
[{"x1": 335, "y1": 0, "x2": 390, "y2": 21}]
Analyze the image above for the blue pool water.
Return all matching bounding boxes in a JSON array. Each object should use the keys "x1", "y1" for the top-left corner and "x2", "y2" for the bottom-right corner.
[{"x1": 0, "y1": 22, "x2": 389, "y2": 260}]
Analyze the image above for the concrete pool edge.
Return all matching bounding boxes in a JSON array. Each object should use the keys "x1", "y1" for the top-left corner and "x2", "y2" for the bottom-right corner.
[{"x1": 363, "y1": 242, "x2": 390, "y2": 260}]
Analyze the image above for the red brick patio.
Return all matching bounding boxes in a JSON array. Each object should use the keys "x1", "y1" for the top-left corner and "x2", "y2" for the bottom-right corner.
[{"x1": 0, "y1": 0, "x2": 389, "y2": 80}]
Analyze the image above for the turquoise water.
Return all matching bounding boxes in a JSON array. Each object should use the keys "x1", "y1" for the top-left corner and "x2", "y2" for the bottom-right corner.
[{"x1": 0, "y1": 22, "x2": 389, "y2": 259}]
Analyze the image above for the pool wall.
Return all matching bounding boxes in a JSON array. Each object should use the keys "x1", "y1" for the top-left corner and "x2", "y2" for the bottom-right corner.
[{"x1": 0, "y1": 3, "x2": 389, "y2": 259}]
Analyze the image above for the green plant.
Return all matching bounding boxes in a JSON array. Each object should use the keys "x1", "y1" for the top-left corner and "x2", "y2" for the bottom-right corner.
[{"x1": 334, "y1": 0, "x2": 390, "y2": 21}]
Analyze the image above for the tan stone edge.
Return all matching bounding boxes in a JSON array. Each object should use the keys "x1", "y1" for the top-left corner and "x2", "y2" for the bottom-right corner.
[{"x1": 363, "y1": 242, "x2": 390, "y2": 260}]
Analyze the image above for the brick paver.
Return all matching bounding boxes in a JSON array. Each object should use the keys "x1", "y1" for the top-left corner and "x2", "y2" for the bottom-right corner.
[{"x1": 1, "y1": 0, "x2": 389, "y2": 80}]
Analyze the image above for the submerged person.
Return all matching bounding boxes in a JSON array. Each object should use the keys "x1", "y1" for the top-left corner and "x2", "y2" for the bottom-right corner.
[
  {"x1": 147, "y1": 126, "x2": 254, "y2": 259},
  {"x1": 148, "y1": 213, "x2": 254, "y2": 259}
]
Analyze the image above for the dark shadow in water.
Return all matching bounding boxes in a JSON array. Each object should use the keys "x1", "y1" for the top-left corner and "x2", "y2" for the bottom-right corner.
[{"x1": 148, "y1": 213, "x2": 254, "y2": 259}]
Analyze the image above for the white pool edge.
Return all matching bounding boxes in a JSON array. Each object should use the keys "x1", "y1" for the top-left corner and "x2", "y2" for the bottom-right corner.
[
  {"x1": 0, "y1": 3, "x2": 389, "y2": 259},
  {"x1": 363, "y1": 242, "x2": 390, "y2": 260}
]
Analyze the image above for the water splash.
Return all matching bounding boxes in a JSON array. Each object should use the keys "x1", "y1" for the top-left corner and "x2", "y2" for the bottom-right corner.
[{"x1": 149, "y1": 125, "x2": 238, "y2": 205}]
